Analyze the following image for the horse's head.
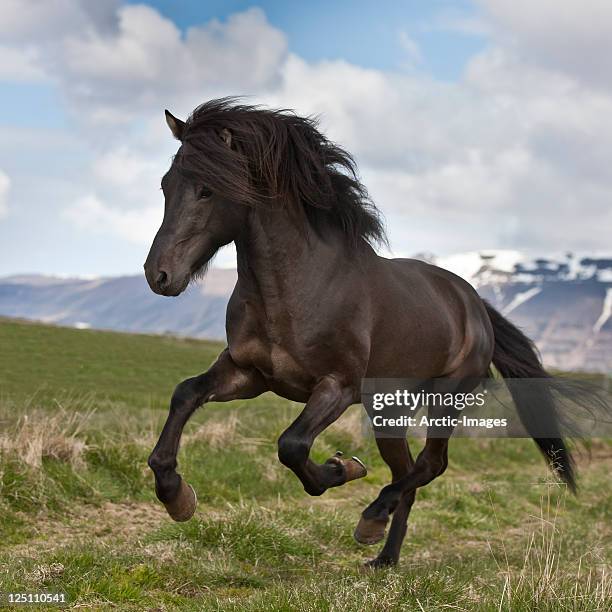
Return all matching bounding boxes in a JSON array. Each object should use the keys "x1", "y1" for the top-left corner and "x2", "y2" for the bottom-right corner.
[
  {"x1": 145, "y1": 98, "x2": 386, "y2": 296},
  {"x1": 144, "y1": 110, "x2": 248, "y2": 297}
]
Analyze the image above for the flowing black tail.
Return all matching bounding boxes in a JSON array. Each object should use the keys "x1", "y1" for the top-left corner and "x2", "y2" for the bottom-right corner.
[{"x1": 483, "y1": 301, "x2": 577, "y2": 492}]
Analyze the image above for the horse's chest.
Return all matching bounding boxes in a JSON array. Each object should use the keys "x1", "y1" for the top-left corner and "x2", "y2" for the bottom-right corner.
[{"x1": 227, "y1": 297, "x2": 317, "y2": 393}]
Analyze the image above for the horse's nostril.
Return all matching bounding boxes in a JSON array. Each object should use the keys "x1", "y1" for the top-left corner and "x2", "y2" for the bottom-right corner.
[{"x1": 156, "y1": 270, "x2": 169, "y2": 288}]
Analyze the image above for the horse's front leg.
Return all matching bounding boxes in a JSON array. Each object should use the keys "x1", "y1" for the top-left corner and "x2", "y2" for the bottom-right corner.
[
  {"x1": 277, "y1": 375, "x2": 366, "y2": 496},
  {"x1": 148, "y1": 348, "x2": 266, "y2": 521}
]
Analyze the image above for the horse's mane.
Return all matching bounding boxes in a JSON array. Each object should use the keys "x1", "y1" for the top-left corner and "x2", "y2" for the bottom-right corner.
[{"x1": 176, "y1": 97, "x2": 387, "y2": 248}]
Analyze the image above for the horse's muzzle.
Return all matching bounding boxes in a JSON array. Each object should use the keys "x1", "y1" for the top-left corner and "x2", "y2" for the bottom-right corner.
[{"x1": 144, "y1": 261, "x2": 188, "y2": 296}]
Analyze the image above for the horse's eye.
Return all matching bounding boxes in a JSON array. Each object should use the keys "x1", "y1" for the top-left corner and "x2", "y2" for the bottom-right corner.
[{"x1": 198, "y1": 186, "x2": 213, "y2": 200}]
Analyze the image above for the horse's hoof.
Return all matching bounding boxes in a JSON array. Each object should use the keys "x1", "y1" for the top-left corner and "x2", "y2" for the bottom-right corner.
[
  {"x1": 364, "y1": 555, "x2": 397, "y2": 569},
  {"x1": 163, "y1": 479, "x2": 197, "y2": 522},
  {"x1": 348, "y1": 456, "x2": 367, "y2": 481},
  {"x1": 326, "y1": 454, "x2": 367, "y2": 482},
  {"x1": 354, "y1": 515, "x2": 388, "y2": 545}
]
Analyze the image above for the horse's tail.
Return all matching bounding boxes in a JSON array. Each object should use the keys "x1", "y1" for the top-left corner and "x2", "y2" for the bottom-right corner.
[{"x1": 483, "y1": 300, "x2": 577, "y2": 492}]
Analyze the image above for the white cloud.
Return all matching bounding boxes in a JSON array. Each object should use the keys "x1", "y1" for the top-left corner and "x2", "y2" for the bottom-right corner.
[
  {"x1": 184, "y1": 8, "x2": 287, "y2": 89},
  {"x1": 0, "y1": 45, "x2": 47, "y2": 81},
  {"x1": 2, "y1": 3, "x2": 287, "y2": 123},
  {"x1": 476, "y1": 0, "x2": 612, "y2": 90},
  {"x1": 258, "y1": 43, "x2": 612, "y2": 255},
  {"x1": 88, "y1": 145, "x2": 174, "y2": 219},
  {"x1": 63, "y1": 5, "x2": 183, "y2": 83},
  {"x1": 92, "y1": 147, "x2": 162, "y2": 193},
  {"x1": 0, "y1": 0, "x2": 119, "y2": 42},
  {"x1": 64, "y1": 194, "x2": 162, "y2": 245},
  {"x1": 0, "y1": 171, "x2": 10, "y2": 218}
]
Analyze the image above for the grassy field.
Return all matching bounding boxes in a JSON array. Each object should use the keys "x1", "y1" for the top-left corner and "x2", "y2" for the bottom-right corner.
[{"x1": 0, "y1": 317, "x2": 610, "y2": 610}]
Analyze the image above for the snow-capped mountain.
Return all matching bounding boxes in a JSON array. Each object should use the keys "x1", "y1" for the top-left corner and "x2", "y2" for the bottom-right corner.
[
  {"x1": 419, "y1": 251, "x2": 612, "y2": 373},
  {"x1": 1, "y1": 251, "x2": 611, "y2": 372},
  {"x1": 429, "y1": 250, "x2": 612, "y2": 287}
]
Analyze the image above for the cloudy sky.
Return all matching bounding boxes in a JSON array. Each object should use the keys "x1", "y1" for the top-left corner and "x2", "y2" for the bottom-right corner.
[{"x1": 1, "y1": 0, "x2": 611, "y2": 277}]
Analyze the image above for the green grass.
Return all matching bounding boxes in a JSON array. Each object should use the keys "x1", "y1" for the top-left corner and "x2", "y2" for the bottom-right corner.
[
  {"x1": 0, "y1": 318, "x2": 610, "y2": 610},
  {"x1": 0, "y1": 317, "x2": 221, "y2": 408}
]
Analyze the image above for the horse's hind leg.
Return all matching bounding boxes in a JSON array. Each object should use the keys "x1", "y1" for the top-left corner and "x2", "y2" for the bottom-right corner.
[
  {"x1": 277, "y1": 375, "x2": 366, "y2": 496},
  {"x1": 148, "y1": 349, "x2": 266, "y2": 521},
  {"x1": 362, "y1": 435, "x2": 451, "y2": 531},
  {"x1": 360, "y1": 374, "x2": 481, "y2": 533},
  {"x1": 357, "y1": 436, "x2": 416, "y2": 568}
]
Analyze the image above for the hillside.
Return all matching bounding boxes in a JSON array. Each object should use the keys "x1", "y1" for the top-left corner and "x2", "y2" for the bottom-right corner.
[{"x1": 0, "y1": 317, "x2": 223, "y2": 408}]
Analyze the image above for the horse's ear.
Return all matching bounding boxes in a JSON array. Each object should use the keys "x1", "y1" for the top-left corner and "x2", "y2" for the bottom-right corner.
[
  {"x1": 220, "y1": 128, "x2": 232, "y2": 148},
  {"x1": 165, "y1": 110, "x2": 185, "y2": 141}
]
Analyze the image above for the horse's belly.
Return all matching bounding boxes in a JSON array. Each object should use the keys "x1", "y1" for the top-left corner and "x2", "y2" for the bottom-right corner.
[{"x1": 229, "y1": 337, "x2": 315, "y2": 399}]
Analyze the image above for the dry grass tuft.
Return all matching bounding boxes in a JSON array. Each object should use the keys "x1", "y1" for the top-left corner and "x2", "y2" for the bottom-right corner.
[
  {"x1": 0, "y1": 402, "x2": 95, "y2": 468},
  {"x1": 23, "y1": 562, "x2": 65, "y2": 585},
  {"x1": 187, "y1": 411, "x2": 269, "y2": 453},
  {"x1": 488, "y1": 481, "x2": 612, "y2": 610},
  {"x1": 188, "y1": 412, "x2": 239, "y2": 450}
]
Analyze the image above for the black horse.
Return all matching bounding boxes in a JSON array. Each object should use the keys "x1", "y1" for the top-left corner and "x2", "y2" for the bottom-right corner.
[{"x1": 144, "y1": 98, "x2": 576, "y2": 567}]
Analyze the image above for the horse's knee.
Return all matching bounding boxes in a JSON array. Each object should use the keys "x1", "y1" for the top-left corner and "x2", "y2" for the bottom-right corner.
[{"x1": 277, "y1": 433, "x2": 309, "y2": 469}]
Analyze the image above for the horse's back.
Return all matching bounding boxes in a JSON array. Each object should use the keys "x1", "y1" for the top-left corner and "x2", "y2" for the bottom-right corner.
[{"x1": 365, "y1": 257, "x2": 493, "y2": 378}]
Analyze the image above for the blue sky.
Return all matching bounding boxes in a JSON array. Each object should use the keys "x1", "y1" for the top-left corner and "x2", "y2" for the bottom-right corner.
[
  {"x1": 0, "y1": 1, "x2": 611, "y2": 277},
  {"x1": 133, "y1": 0, "x2": 486, "y2": 78}
]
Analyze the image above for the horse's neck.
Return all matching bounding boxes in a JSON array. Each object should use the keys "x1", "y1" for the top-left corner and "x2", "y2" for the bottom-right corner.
[{"x1": 234, "y1": 209, "x2": 342, "y2": 306}]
